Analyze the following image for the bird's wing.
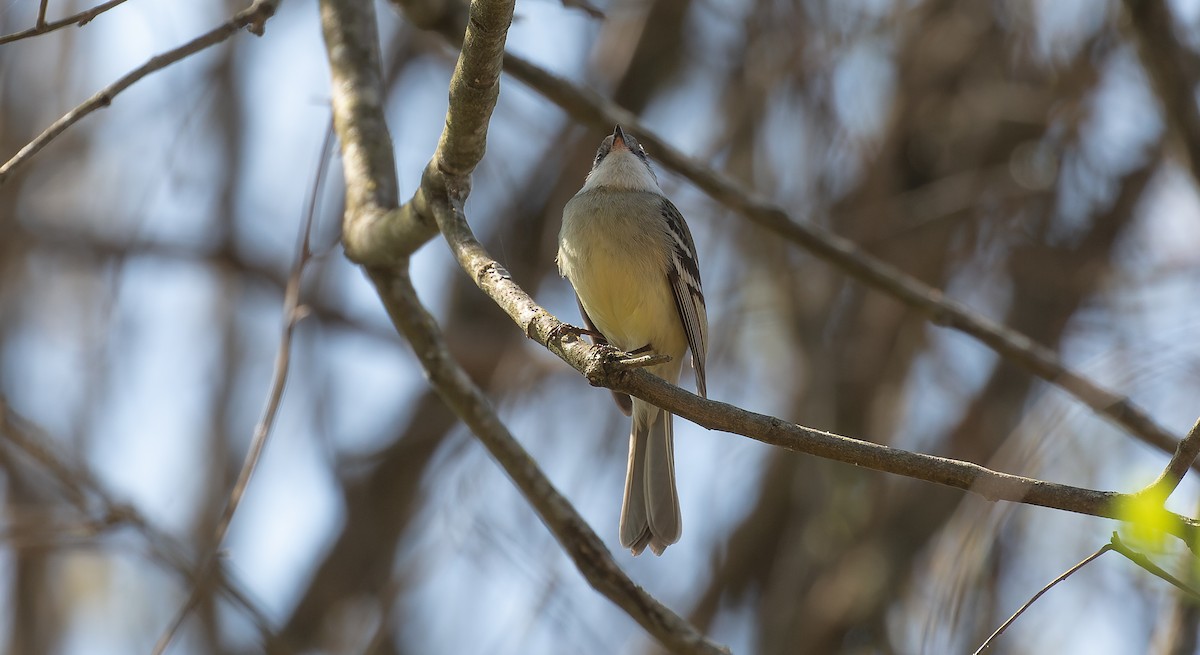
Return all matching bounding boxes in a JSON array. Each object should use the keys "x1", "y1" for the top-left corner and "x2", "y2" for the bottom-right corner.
[{"x1": 661, "y1": 198, "x2": 708, "y2": 398}]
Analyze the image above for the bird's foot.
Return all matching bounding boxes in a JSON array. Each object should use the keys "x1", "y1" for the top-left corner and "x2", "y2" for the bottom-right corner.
[{"x1": 548, "y1": 321, "x2": 605, "y2": 343}]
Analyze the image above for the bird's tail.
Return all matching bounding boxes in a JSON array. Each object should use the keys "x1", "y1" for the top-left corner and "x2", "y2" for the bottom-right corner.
[{"x1": 619, "y1": 401, "x2": 680, "y2": 556}]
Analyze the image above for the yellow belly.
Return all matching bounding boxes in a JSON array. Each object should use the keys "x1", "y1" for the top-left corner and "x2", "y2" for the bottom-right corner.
[
  {"x1": 561, "y1": 237, "x2": 682, "y2": 356},
  {"x1": 558, "y1": 189, "x2": 687, "y2": 359}
]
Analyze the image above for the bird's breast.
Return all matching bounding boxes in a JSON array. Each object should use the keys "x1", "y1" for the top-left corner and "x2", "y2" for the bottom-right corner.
[{"x1": 558, "y1": 192, "x2": 683, "y2": 355}]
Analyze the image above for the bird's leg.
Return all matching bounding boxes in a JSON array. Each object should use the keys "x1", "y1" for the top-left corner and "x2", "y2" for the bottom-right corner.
[
  {"x1": 548, "y1": 321, "x2": 606, "y2": 343},
  {"x1": 617, "y1": 344, "x2": 671, "y2": 368}
]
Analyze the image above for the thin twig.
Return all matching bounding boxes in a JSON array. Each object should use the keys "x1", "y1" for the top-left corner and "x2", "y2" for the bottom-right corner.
[
  {"x1": 1109, "y1": 532, "x2": 1200, "y2": 601},
  {"x1": 973, "y1": 545, "x2": 1112, "y2": 654},
  {"x1": 1140, "y1": 416, "x2": 1200, "y2": 500},
  {"x1": 151, "y1": 120, "x2": 331, "y2": 655},
  {"x1": 0, "y1": 0, "x2": 129, "y2": 45},
  {"x1": 35, "y1": 0, "x2": 50, "y2": 30},
  {"x1": 215, "y1": 121, "x2": 326, "y2": 549},
  {"x1": 0, "y1": 0, "x2": 278, "y2": 185}
]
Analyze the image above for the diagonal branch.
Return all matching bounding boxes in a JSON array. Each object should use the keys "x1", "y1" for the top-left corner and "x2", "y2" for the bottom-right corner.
[
  {"x1": 973, "y1": 544, "x2": 1113, "y2": 654},
  {"x1": 321, "y1": 0, "x2": 727, "y2": 651},
  {"x1": 150, "y1": 121, "x2": 328, "y2": 655},
  {"x1": 368, "y1": 260, "x2": 730, "y2": 655},
  {"x1": 0, "y1": 0, "x2": 279, "y2": 185},
  {"x1": 975, "y1": 532, "x2": 1200, "y2": 654},
  {"x1": 0, "y1": 0, "x2": 130, "y2": 46},
  {"x1": 430, "y1": 179, "x2": 1200, "y2": 550},
  {"x1": 375, "y1": 0, "x2": 1200, "y2": 557},
  {"x1": 493, "y1": 56, "x2": 1182, "y2": 461},
  {"x1": 381, "y1": 4, "x2": 1186, "y2": 473},
  {"x1": 1140, "y1": 416, "x2": 1200, "y2": 500},
  {"x1": 1109, "y1": 532, "x2": 1200, "y2": 600}
]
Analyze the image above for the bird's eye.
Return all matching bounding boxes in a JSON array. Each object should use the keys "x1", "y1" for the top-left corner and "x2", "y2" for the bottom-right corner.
[{"x1": 594, "y1": 140, "x2": 613, "y2": 166}]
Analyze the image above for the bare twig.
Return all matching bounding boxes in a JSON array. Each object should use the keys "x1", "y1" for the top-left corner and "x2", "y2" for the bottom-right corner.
[
  {"x1": 1109, "y1": 532, "x2": 1200, "y2": 601},
  {"x1": 0, "y1": 401, "x2": 283, "y2": 650},
  {"x1": 1140, "y1": 416, "x2": 1200, "y2": 500},
  {"x1": 973, "y1": 545, "x2": 1113, "y2": 654},
  {"x1": 151, "y1": 120, "x2": 331, "y2": 655},
  {"x1": 0, "y1": 0, "x2": 279, "y2": 185},
  {"x1": 374, "y1": 0, "x2": 1200, "y2": 552},
  {"x1": 216, "y1": 120, "x2": 326, "y2": 557},
  {"x1": 35, "y1": 0, "x2": 50, "y2": 30},
  {"x1": 0, "y1": 0, "x2": 129, "y2": 46}
]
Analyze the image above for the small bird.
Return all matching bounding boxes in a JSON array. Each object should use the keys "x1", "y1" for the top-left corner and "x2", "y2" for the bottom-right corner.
[{"x1": 557, "y1": 125, "x2": 708, "y2": 556}]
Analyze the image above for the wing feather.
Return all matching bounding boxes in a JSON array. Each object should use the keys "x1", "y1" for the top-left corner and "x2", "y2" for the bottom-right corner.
[{"x1": 660, "y1": 199, "x2": 708, "y2": 398}]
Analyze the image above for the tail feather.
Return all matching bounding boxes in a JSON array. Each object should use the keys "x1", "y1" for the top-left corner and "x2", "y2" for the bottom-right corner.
[{"x1": 620, "y1": 402, "x2": 681, "y2": 556}]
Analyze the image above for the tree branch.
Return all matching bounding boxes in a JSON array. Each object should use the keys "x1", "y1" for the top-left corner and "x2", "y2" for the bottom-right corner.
[
  {"x1": 973, "y1": 544, "x2": 1113, "y2": 654},
  {"x1": 319, "y1": 0, "x2": 416, "y2": 263},
  {"x1": 380, "y1": 4, "x2": 1186, "y2": 473},
  {"x1": 35, "y1": 0, "x2": 50, "y2": 30},
  {"x1": 322, "y1": 0, "x2": 727, "y2": 651},
  {"x1": 368, "y1": 261, "x2": 730, "y2": 655},
  {"x1": 0, "y1": 0, "x2": 279, "y2": 185},
  {"x1": 1141, "y1": 417, "x2": 1200, "y2": 501},
  {"x1": 1110, "y1": 532, "x2": 1200, "y2": 601},
  {"x1": 0, "y1": 0, "x2": 130, "y2": 46},
  {"x1": 430, "y1": 176, "x2": 1200, "y2": 550},
  {"x1": 151, "y1": 121, "x2": 328, "y2": 655},
  {"x1": 490, "y1": 54, "x2": 1182, "y2": 459}
]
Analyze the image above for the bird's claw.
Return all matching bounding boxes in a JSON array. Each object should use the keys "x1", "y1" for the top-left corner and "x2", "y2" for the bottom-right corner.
[
  {"x1": 548, "y1": 321, "x2": 604, "y2": 343},
  {"x1": 615, "y1": 351, "x2": 671, "y2": 368}
]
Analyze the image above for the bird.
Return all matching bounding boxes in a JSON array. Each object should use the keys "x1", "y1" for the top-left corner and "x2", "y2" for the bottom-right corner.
[{"x1": 557, "y1": 125, "x2": 708, "y2": 556}]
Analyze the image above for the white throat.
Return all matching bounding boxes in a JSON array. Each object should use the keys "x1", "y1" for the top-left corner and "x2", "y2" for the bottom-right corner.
[{"x1": 581, "y1": 150, "x2": 663, "y2": 193}]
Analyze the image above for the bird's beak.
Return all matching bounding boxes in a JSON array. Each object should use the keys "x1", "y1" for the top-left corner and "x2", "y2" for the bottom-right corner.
[{"x1": 611, "y1": 125, "x2": 628, "y2": 150}]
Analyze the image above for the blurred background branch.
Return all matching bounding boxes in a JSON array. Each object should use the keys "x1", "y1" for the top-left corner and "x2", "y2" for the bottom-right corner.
[
  {"x1": 3, "y1": 0, "x2": 1200, "y2": 653},
  {"x1": 0, "y1": 0, "x2": 278, "y2": 183},
  {"x1": 0, "y1": 0, "x2": 130, "y2": 46}
]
